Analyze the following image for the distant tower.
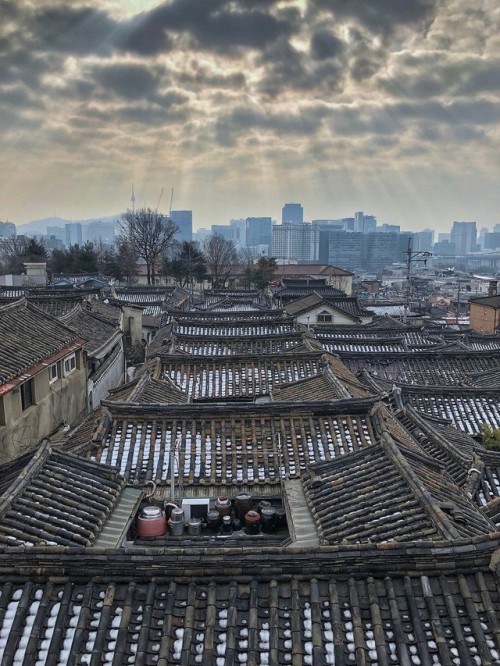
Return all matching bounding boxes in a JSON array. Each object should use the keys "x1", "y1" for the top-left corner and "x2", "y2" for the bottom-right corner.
[{"x1": 131, "y1": 183, "x2": 136, "y2": 212}]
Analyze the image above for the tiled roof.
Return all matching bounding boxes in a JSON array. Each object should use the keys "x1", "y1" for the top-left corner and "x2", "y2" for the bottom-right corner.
[
  {"x1": 404, "y1": 389, "x2": 500, "y2": 434},
  {"x1": 285, "y1": 289, "x2": 371, "y2": 321},
  {"x1": 91, "y1": 400, "x2": 377, "y2": 484},
  {"x1": 169, "y1": 307, "x2": 284, "y2": 321},
  {"x1": 173, "y1": 319, "x2": 296, "y2": 337},
  {"x1": 0, "y1": 299, "x2": 85, "y2": 385},
  {"x1": 170, "y1": 332, "x2": 305, "y2": 356},
  {"x1": 0, "y1": 443, "x2": 125, "y2": 547},
  {"x1": 160, "y1": 353, "x2": 325, "y2": 399},
  {"x1": 303, "y1": 435, "x2": 496, "y2": 544},
  {"x1": 62, "y1": 305, "x2": 121, "y2": 356},
  {"x1": 342, "y1": 352, "x2": 500, "y2": 386},
  {"x1": 1, "y1": 571, "x2": 499, "y2": 665}
]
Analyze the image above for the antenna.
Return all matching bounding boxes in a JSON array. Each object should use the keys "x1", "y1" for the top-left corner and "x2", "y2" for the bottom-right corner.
[
  {"x1": 169, "y1": 187, "x2": 174, "y2": 215},
  {"x1": 156, "y1": 187, "x2": 164, "y2": 212}
]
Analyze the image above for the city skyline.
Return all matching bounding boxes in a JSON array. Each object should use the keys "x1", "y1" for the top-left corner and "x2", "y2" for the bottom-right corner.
[{"x1": 1, "y1": 1, "x2": 500, "y2": 232}]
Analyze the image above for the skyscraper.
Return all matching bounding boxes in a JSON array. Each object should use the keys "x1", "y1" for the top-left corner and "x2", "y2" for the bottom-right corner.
[
  {"x1": 450, "y1": 221, "x2": 477, "y2": 255},
  {"x1": 170, "y1": 210, "x2": 193, "y2": 243},
  {"x1": 65, "y1": 223, "x2": 83, "y2": 247},
  {"x1": 245, "y1": 217, "x2": 272, "y2": 254},
  {"x1": 282, "y1": 203, "x2": 303, "y2": 225},
  {"x1": 272, "y1": 224, "x2": 319, "y2": 261}
]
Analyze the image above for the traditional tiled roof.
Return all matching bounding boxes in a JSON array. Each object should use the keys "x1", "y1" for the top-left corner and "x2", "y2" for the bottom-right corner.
[
  {"x1": 169, "y1": 307, "x2": 284, "y2": 321},
  {"x1": 160, "y1": 353, "x2": 325, "y2": 399},
  {"x1": 91, "y1": 399, "x2": 378, "y2": 485},
  {"x1": 1, "y1": 570, "x2": 499, "y2": 665},
  {"x1": 61, "y1": 305, "x2": 121, "y2": 356},
  {"x1": 0, "y1": 442, "x2": 125, "y2": 547},
  {"x1": 25, "y1": 293, "x2": 86, "y2": 318},
  {"x1": 0, "y1": 299, "x2": 86, "y2": 386},
  {"x1": 398, "y1": 407, "x2": 500, "y2": 507},
  {"x1": 173, "y1": 318, "x2": 296, "y2": 337},
  {"x1": 283, "y1": 293, "x2": 371, "y2": 322},
  {"x1": 88, "y1": 298, "x2": 122, "y2": 325},
  {"x1": 303, "y1": 432, "x2": 496, "y2": 545},
  {"x1": 341, "y1": 351, "x2": 500, "y2": 386},
  {"x1": 403, "y1": 388, "x2": 500, "y2": 434},
  {"x1": 170, "y1": 331, "x2": 306, "y2": 356}
]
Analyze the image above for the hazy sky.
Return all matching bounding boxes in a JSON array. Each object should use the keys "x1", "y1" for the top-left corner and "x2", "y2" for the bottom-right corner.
[{"x1": 1, "y1": 0, "x2": 500, "y2": 231}]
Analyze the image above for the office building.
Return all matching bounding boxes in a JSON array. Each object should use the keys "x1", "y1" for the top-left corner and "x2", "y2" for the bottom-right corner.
[
  {"x1": 170, "y1": 210, "x2": 193, "y2": 243},
  {"x1": 0, "y1": 221, "x2": 16, "y2": 238},
  {"x1": 245, "y1": 217, "x2": 272, "y2": 254},
  {"x1": 272, "y1": 224, "x2": 319, "y2": 262},
  {"x1": 450, "y1": 221, "x2": 477, "y2": 255},
  {"x1": 413, "y1": 229, "x2": 433, "y2": 253},
  {"x1": 354, "y1": 212, "x2": 377, "y2": 234},
  {"x1": 230, "y1": 219, "x2": 246, "y2": 247},
  {"x1": 85, "y1": 220, "x2": 116, "y2": 245},
  {"x1": 282, "y1": 203, "x2": 303, "y2": 225},
  {"x1": 65, "y1": 223, "x2": 83, "y2": 247},
  {"x1": 319, "y1": 231, "x2": 364, "y2": 272},
  {"x1": 211, "y1": 225, "x2": 238, "y2": 242}
]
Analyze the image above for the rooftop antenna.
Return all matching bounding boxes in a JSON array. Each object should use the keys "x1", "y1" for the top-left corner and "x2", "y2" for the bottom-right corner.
[
  {"x1": 169, "y1": 187, "x2": 174, "y2": 215},
  {"x1": 156, "y1": 187, "x2": 164, "y2": 212},
  {"x1": 131, "y1": 183, "x2": 136, "y2": 212}
]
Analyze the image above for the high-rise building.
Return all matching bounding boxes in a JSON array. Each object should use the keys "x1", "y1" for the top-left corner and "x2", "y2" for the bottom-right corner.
[
  {"x1": 282, "y1": 203, "x2": 303, "y2": 225},
  {"x1": 65, "y1": 223, "x2": 83, "y2": 247},
  {"x1": 230, "y1": 219, "x2": 246, "y2": 247},
  {"x1": 170, "y1": 210, "x2": 193, "y2": 243},
  {"x1": 413, "y1": 229, "x2": 433, "y2": 253},
  {"x1": 0, "y1": 221, "x2": 16, "y2": 238},
  {"x1": 211, "y1": 225, "x2": 238, "y2": 242},
  {"x1": 319, "y1": 231, "x2": 364, "y2": 271},
  {"x1": 272, "y1": 224, "x2": 319, "y2": 262},
  {"x1": 85, "y1": 220, "x2": 116, "y2": 245},
  {"x1": 354, "y1": 212, "x2": 377, "y2": 234},
  {"x1": 378, "y1": 223, "x2": 401, "y2": 234},
  {"x1": 245, "y1": 217, "x2": 272, "y2": 253},
  {"x1": 450, "y1": 221, "x2": 477, "y2": 255}
]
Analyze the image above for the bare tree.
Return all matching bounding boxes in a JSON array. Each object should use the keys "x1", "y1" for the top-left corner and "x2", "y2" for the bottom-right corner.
[
  {"x1": 204, "y1": 234, "x2": 238, "y2": 289},
  {"x1": 119, "y1": 208, "x2": 178, "y2": 285},
  {"x1": 0, "y1": 236, "x2": 47, "y2": 274}
]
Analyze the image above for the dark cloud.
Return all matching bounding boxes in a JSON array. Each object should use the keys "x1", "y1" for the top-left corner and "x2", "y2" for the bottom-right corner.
[
  {"x1": 311, "y1": 30, "x2": 344, "y2": 60},
  {"x1": 215, "y1": 106, "x2": 321, "y2": 146},
  {"x1": 312, "y1": 0, "x2": 437, "y2": 35},
  {"x1": 379, "y1": 54, "x2": 500, "y2": 99},
  {"x1": 33, "y1": 6, "x2": 117, "y2": 55},
  {"x1": 92, "y1": 63, "x2": 162, "y2": 100},
  {"x1": 121, "y1": 0, "x2": 298, "y2": 55}
]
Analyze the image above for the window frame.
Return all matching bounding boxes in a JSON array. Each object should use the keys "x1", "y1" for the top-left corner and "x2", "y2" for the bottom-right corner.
[
  {"x1": 63, "y1": 353, "x2": 76, "y2": 376},
  {"x1": 21, "y1": 379, "x2": 35, "y2": 411},
  {"x1": 49, "y1": 362, "x2": 59, "y2": 384}
]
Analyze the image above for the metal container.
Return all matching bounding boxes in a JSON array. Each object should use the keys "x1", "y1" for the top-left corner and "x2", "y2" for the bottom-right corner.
[
  {"x1": 169, "y1": 508, "x2": 185, "y2": 536},
  {"x1": 187, "y1": 518, "x2": 202, "y2": 536}
]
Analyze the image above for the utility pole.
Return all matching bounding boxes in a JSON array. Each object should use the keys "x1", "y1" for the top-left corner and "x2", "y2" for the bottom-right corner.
[{"x1": 404, "y1": 237, "x2": 432, "y2": 323}]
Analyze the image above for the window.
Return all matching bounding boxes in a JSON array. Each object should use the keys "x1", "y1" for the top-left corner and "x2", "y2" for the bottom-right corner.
[
  {"x1": 49, "y1": 363, "x2": 59, "y2": 383},
  {"x1": 21, "y1": 379, "x2": 35, "y2": 410},
  {"x1": 63, "y1": 353, "x2": 76, "y2": 376},
  {"x1": 317, "y1": 310, "x2": 333, "y2": 323}
]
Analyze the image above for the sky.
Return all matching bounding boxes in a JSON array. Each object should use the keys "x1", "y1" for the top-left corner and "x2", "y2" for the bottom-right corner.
[{"x1": 1, "y1": 0, "x2": 500, "y2": 232}]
